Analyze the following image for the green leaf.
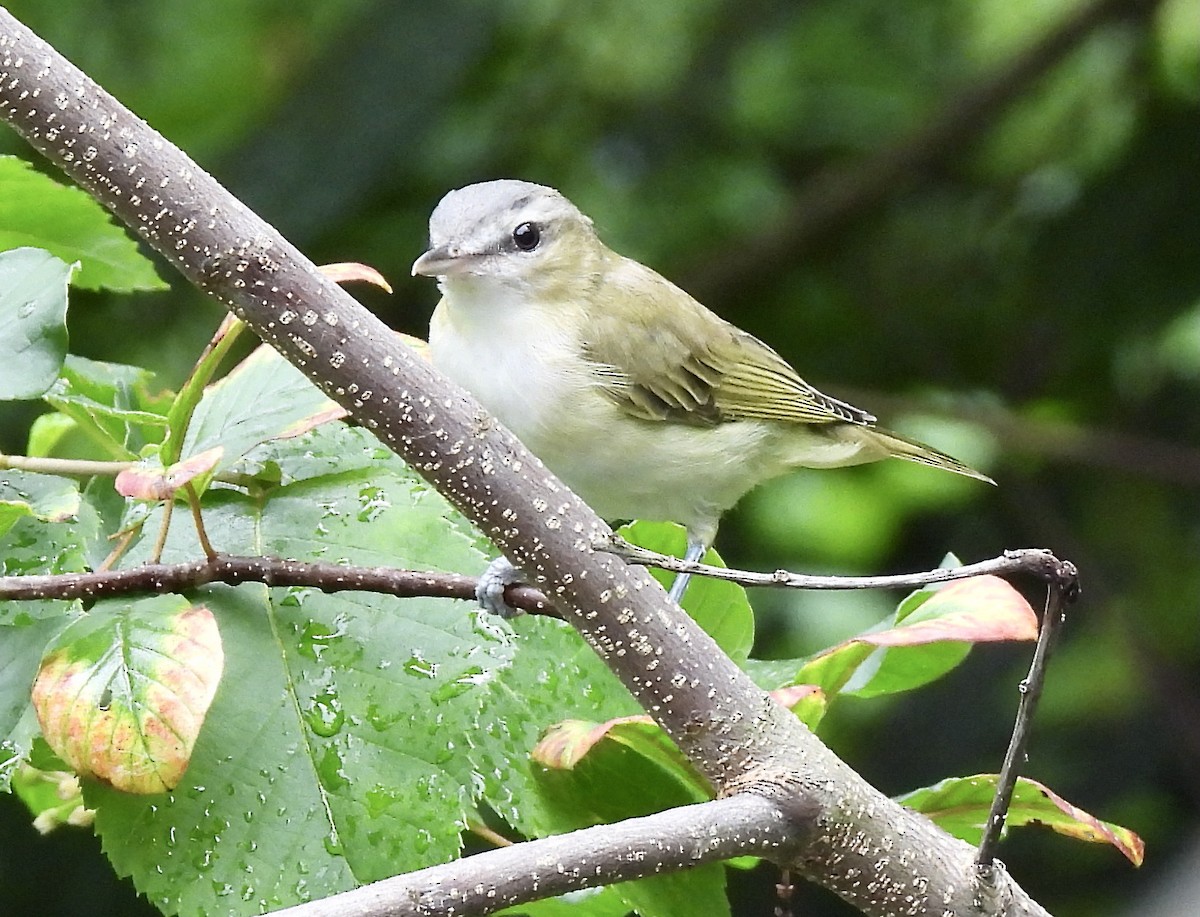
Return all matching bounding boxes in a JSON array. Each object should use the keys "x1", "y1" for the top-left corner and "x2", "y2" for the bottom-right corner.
[
  {"x1": 0, "y1": 470, "x2": 80, "y2": 539},
  {"x1": 533, "y1": 715, "x2": 711, "y2": 802},
  {"x1": 0, "y1": 155, "x2": 167, "y2": 292},
  {"x1": 743, "y1": 575, "x2": 1037, "y2": 700},
  {"x1": 0, "y1": 248, "x2": 73, "y2": 400},
  {"x1": 842, "y1": 576, "x2": 1037, "y2": 698},
  {"x1": 42, "y1": 355, "x2": 173, "y2": 459},
  {"x1": 180, "y1": 344, "x2": 345, "y2": 483},
  {"x1": 88, "y1": 424, "x2": 522, "y2": 914},
  {"x1": 32, "y1": 595, "x2": 224, "y2": 794},
  {"x1": 619, "y1": 521, "x2": 755, "y2": 664},
  {"x1": 898, "y1": 774, "x2": 1145, "y2": 866},
  {"x1": 498, "y1": 886, "x2": 632, "y2": 917},
  {"x1": 469, "y1": 613, "x2": 642, "y2": 839},
  {"x1": 0, "y1": 617, "x2": 75, "y2": 793}
]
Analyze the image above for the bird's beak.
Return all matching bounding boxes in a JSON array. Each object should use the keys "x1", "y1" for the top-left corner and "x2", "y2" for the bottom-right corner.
[{"x1": 411, "y1": 246, "x2": 468, "y2": 277}]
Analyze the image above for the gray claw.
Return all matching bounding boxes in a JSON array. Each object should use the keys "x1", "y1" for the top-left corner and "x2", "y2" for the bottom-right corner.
[{"x1": 476, "y1": 556, "x2": 525, "y2": 618}]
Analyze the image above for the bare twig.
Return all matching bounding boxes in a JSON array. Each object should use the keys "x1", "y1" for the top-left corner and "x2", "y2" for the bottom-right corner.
[
  {"x1": 183, "y1": 482, "x2": 217, "y2": 561},
  {"x1": 0, "y1": 12, "x2": 1059, "y2": 913},
  {"x1": 0, "y1": 454, "x2": 135, "y2": 477},
  {"x1": 976, "y1": 581, "x2": 1071, "y2": 866},
  {"x1": 603, "y1": 537, "x2": 1081, "y2": 598}
]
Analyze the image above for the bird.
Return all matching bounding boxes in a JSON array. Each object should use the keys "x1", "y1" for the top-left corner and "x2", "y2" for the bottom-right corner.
[{"x1": 412, "y1": 179, "x2": 992, "y2": 612}]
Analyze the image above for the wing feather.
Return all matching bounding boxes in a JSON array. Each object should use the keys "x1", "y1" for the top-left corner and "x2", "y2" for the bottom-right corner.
[{"x1": 582, "y1": 257, "x2": 874, "y2": 428}]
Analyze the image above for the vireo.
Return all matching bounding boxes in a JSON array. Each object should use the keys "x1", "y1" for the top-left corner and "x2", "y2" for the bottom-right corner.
[{"x1": 412, "y1": 180, "x2": 992, "y2": 609}]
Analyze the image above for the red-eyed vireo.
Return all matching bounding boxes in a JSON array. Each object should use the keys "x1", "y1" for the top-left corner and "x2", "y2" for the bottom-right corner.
[{"x1": 412, "y1": 179, "x2": 992, "y2": 610}]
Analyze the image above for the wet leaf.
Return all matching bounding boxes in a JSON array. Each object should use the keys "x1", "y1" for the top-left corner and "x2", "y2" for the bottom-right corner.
[
  {"x1": 180, "y1": 344, "x2": 346, "y2": 480},
  {"x1": 32, "y1": 596, "x2": 223, "y2": 794},
  {"x1": 0, "y1": 247, "x2": 73, "y2": 400},
  {"x1": 0, "y1": 470, "x2": 80, "y2": 539}
]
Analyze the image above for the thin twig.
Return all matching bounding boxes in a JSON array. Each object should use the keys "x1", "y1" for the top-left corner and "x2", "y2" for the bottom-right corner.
[
  {"x1": 0, "y1": 454, "x2": 135, "y2": 477},
  {"x1": 0, "y1": 553, "x2": 554, "y2": 615},
  {"x1": 184, "y1": 482, "x2": 218, "y2": 561},
  {"x1": 148, "y1": 499, "x2": 173, "y2": 565},
  {"x1": 602, "y1": 536, "x2": 1081, "y2": 598},
  {"x1": 975, "y1": 581, "x2": 1070, "y2": 866}
]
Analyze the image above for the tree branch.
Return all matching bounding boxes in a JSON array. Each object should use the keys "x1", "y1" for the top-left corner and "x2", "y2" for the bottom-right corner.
[
  {"x1": 604, "y1": 538, "x2": 1081, "y2": 600},
  {"x1": 0, "y1": 553, "x2": 552, "y2": 615},
  {"x1": 0, "y1": 12, "x2": 1053, "y2": 914},
  {"x1": 271, "y1": 795, "x2": 799, "y2": 917}
]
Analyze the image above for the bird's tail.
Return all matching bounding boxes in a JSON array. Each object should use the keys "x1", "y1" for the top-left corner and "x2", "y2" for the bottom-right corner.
[{"x1": 870, "y1": 427, "x2": 995, "y2": 485}]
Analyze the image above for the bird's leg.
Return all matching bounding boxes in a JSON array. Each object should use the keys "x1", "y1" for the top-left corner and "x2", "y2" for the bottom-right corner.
[
  {"x1": 667, "y1": 539, "x2": 708, "y2": 605},
  {"x1": 476, "y1": 556, "x2": 525, "y2": 619}
]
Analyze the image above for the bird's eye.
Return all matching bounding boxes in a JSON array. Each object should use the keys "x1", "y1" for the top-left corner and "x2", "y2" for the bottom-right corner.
[{"x1": 512, "y1": 222, "x2": 541, "y2": 252}]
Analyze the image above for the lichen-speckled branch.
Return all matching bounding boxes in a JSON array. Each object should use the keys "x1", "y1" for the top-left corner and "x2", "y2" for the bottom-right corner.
[
  {"x1": 0, "y1": 11, "x2": 1052, "y2": 916},
  {"x1": 271, "y1": 795, "x2": 798, "y2": 917}
]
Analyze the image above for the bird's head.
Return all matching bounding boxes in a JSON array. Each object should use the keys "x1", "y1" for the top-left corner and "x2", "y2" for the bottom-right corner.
[{"x1": 412, "y1": 179, "x2": 605, "y2": 300}]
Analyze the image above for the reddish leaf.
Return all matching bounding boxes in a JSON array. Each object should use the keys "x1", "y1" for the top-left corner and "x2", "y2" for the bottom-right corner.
[
  {"x1": 769, "y1": 684, "x2": 827, "y2": 730},
  {"x1": 532, "y1": 716, "x2": 653, "y2": 770},
  {"x1": 899, "y1": 774, "x2": 1145, "y2": 866},
  {"x1": 114, "y1": 446, "x2": 223, "y2": 500},
  {"x1": 319, "y1": 261, "x2": 394, "y2": 294},
  {"x1": 864, "y1": 576, "x2": 1038, "y2": 647},
  {"x1": 32, "y1": 597, "x2": 224, "y2": 794}
]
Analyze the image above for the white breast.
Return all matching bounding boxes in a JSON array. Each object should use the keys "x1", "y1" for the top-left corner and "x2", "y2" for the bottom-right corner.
[{"x1": 428, "y1": 281, "x2": 590, "y2": 450}]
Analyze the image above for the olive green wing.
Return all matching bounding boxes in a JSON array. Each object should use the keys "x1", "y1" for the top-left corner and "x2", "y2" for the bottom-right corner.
[{"x1": 581, "y1": 258, "x2": 874, "y2": 428}]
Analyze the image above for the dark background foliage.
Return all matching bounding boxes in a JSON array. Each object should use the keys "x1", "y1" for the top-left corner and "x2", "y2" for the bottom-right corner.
[{"x1": 1, "y1": 1, "x2": 1197, "y2": 914}]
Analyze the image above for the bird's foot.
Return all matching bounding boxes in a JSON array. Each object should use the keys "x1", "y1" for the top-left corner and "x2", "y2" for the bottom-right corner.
[
  {"x1": 666, "y1": 540, "x2": 709, "y2": 606},
  {"x1": 476, "y1": 556, "x2": 525, "y2": 619}
]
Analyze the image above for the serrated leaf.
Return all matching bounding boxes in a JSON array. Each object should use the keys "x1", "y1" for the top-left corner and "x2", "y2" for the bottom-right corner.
[
  {"x1": 180, "y1": 344, "x2": 346, "y2": 481},
  {"x1": 86, "y1": 425, "x2": 522, "y2": 914},
  {"x1": 898, "y1": 774, "x2": 1145, "y2": 866},
  {"x1": 1, "y1": 616, "x2": 76, "y2": 792},
  {"x1": 0, "y1": 247, "x2": 73, "y2": 400},
  {"x1": 0, "y1": 156, "x2": 167, "y2": 292},
  {"x1": 32, "y1": 595, "x2": 224, "y2": 794},
  {"x1": 0, "y1": 470, "x2": 80, "y2": 539},
  {"x1": 619, "y1": 521, "x2": 754, "y2": 664},
  {"x1": 43, "y1": 355, "x2": 173, "y2": 459}
]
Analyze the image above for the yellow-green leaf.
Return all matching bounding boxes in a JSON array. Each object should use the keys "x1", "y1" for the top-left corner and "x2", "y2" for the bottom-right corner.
[{"x1": 32, "y1": 596, "x2": 224, "y2": 794}]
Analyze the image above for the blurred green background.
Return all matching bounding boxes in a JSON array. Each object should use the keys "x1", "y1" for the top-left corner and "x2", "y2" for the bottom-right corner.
[{"x1": 1, "y1": 0, "x2": 1197, "y2": 914}]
